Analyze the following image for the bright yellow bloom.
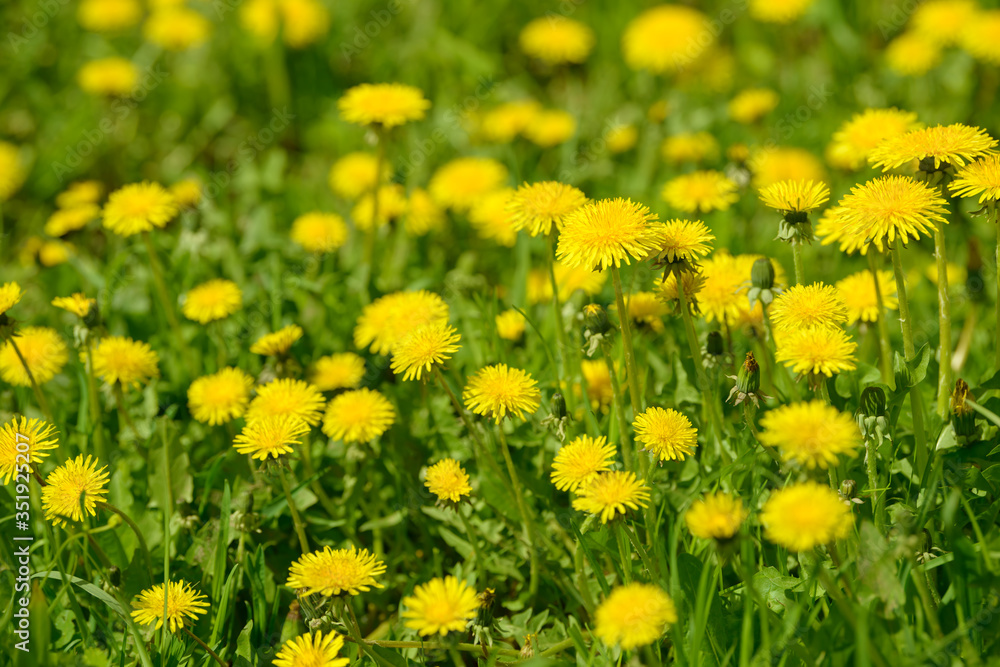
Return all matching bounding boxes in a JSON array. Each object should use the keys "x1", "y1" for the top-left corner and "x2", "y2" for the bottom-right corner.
[
  {"x1": 310, "y1": 353, "x2": 366, "y2": 392},
  {"x1": 572, "y1": 471, "x2": 650, "y2": 523},
  {"x1": 0, "y1": 282, "x2": 24, "y2": 316},
  {"x1": 247, "y1": 379, "x2": 326, "y2": 427},
  {"x1": 912, "y1": 0, "x2": 977, "y2": 46},
  {"x1": 463, "y1": 364, "x2": 541, "y2": 422},
  {"x1": 557, "y1": 198, "x2": 666, "y2": 270},
  {"x1": 287, "y1": 546, "x2": 386, "y2": 596},
  {"x1": 749, "y1": 0, "x2": 814, "y2": 23},
  {"x1": 469, "y1": 188, "x2": 518, "y2": 247},
  {"x1": 38, "y1": 240, "x2": 72, "y2": 267},
  {"x1": 328, "y1": 152, "x2": 390, "y2": 200},
  {"x1": 520, "y1": 15, "x2": 594, "y2": 64},
  {"x1": 760, "y1": 401, "x2": 861, "y2": 469},
  {"x1": 91, "y1": 336, "x2": 159, "y2": 389},
  {"x1": 188, "y1": 367, "x2": 254, "y2": 425},
  {"x1": 131, "y1": 581, "x2": 210, "y2": 632},
  {"x1": 41, "y1": 455, "x2": 109, "y2": 527},
  {"x1": 886, "y1": 32, "x2": 942, "y2": 76},
  {"x1": 761, "y1": 481, "x2": 853, "y2": 551},
  {"x1": 45, "y1": 205, "x2": 100, "y2": 237},
  {"x1": 827, "y1": 108, "x2": 921, "y2": 171},
  {"x1": 661, "y1": 131, "x2": 719, "y2": 164},
  {"x1": 624, "y1": 292, "x2": 668, "y2": 332},
  {"x1": 759, "y1": 180, "x2": 830, "y2": 213},
  {"x1": 961, "y1": 10, "x2": 1000, "y2": 65},
  {"x1": 143, "y1": 7, "x2": 211, "y2": 50},
  {"x1": 728, "y1": 88, "x2": 779, "y2": 124},
  {"x1": 775, "y1": 326, "x2": 857, "y2": 378},
  {"x1": 78, "y1": 0, "x2": 142, "y2": 32},
  {"x1": 658, "y1": 270, "x2": 706, "y2": 306},
  {"x1": 870, "y1": 124, "x2": 997, "y2": 171},
  {"x1": 250, "y1": 324, "x2": 303, "y2": 356},
  {"x1": 182, "y1": 279, "x2": 242, "y2": 324},
  {"x1": 0, "y1": 142, "x2": 26, "y2": 202},
  {"x1": 633, "y1": 406, "x2": 698, "y2": 462},
  {"x1": 233, "y1": 415, "x2": 310, "y2": 460},
  {"x1": 750, "y1": 147, "x2": 825, "y2": 189},
  {"x1": 424, "y1": 459, "x2": 472, "y2": 504},
  {"x1": 351, "y1": 183, "x2": 407, "y2": 231},
  {"x1": 338, "y1": 83, "x2": 430, "y2": 129},
  {"x1": 524, "y1": 109, "x2": 577, "y2": 148},
  {"x1": 0, "y1": 327, "x2": 70, "y2": 386},
  {"x1": 322, "y1": 388, "x2": 395, "y2": 443},
  {"x1": 0, "y1": 417, "x2": 59, "y2": 485},
  {"x1": 495, "y1": 309, "x2": 526, "y2": 341},
  {"x1": 391, "y1": 322, "x2": 461, "y2": 381},
  {"x1": 686, "y1": 492, "x2": 747, "y2": 540},
  {"x1": 607, "y1": 124, "x2": 639, "y2": 153},
  {"x1": 550, "y1": 435, "x2": 616, "y2": 493},
  {"x1": 594, "y1": 583, "x2": 678, "y2": 650},
  {"x1": 102, "y1": 182, "x2": 178, "y2": 237},
  {"x1": 581, "y1": 359, "x2": 615, "y2": 411},
  {"x1": 833, "y1": 175, "x2": 949, "y2": 254},
  {"x1": 57, "y1": 181, "x2": 103, "y2": 208},
  {"x1": 273, "y1": 632, "x2": 349, "y2": 667},
  {"x1": 404, "y1": 188, "x2": 446, "y2": 235},
  {"x1": 479, "y1": 100, "x2": 542, "y2": 143},
  {"x1": 950, "y1": 154, "x2": 1000, "y2": 203},
  {"x1": 661, "y1": 170, "x2": 739, "y2": 214},
  {"x1": 622, "y1": 5, "x2": 713, "y2": 73},
  {"x1": 769, "y1": 283, "x2": 847, "y2": 332},
  {"x1": 291, "y1": 212, "x2": 349, "y2": 253},
  {"x1": 169, "y1": 179, "x2": 202, "y2": 208},
  {"x1": 354, "y1": 290, "x2": 450, "y2": 355},
  {"x1": 429, "y1": 157, "x2": 509, "y2": 212},
  {"x1": 402, "y1": 577, "x2": 480, "y2": 637},
  {"x1": 78, "y1": 58, "x2": 138, "y2": 96},
  {"x1": 656, "y1": 218, "x2": 715, "y2": 265},
  {"x1": 508, "y1": 181, "x2": 587, "y2": 237},
  {"x1": 836, "y1": 270, "x2": 898, "y2": 325},
  {"x1": 698, "y1": 252, "x2": 782, "y2": 327}
]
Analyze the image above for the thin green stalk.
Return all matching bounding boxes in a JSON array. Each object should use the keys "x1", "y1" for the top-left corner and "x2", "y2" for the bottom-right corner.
[
  {"x1": 890, "y1": 240, "x2": 928, "y2": 474},
  {"x1": 691, "y1": 554, "x2": 716, "y2": 667},
  {"x1": 113, "y1": 383, "x2": 138, "y2": 438},
  {"x1": 622, "y1": 522, "x2": 657, "y2": 580},
  {"x1": 601, "y1": 342, "x2": 634, "y2": 473},
  {"x1": 182, "y1": 627, "x2": 227, "y2": 667},
  {"x1": 547, "y1": 235, "x2": 575, "y2": 413},
  {"x1": 97, "y1": 501, "x2": 153, "y2": 580},
  {"x1": 864, "y1": 438, "x2": 885, "y2": 535},
  {"x1": 160, "y1": 419, "x2": 173, "y2": 666},
  {"x1": 456, "y1": 505, "x2": 485, "y2": 585},
  {"x1": 8, "y1": 336, "x2": 56, "y2": 424},
  {"x1": 278, "y1": 468, "x2": 310, "y2": 552},
  {"x1": 995, "y1": 221, "x2": 1000, "y2": 371},
  {"x1": 868, "y1": 252, "x2": 894, "y2": 387},
  {"x1": 572, "y1": 543, "x2": 596, "y2": 613},
  {"x1": 677, "y1": 273, "x2": 726, "y2": 454},
  {"x1": 496, "y1": 426, "x2": 539, "y2": 599},
  {"x1": 84, "y1": 343, "x2": 105, "y2": 461},
  {"x1": 141, "y1": 232, "x2": 181, "y2": 333},
  {"x1": 792, "y1": 243, "x2": 805, "y2": 285},
  {"x1": 360, "y1": 127, "x2": 387, "y2": 301},
  {"x1": 933, "y1": 224, "x2": 953, "y2": 417},
  {"x1": 615, "y1": 523, "x2": 632, "y2": 584},
  {"x1": 610, "y1": 264, "x2": 643, "y2": 415},
  {"x1": 742, "y1": 403, "x2": 782, "y2": 466}
]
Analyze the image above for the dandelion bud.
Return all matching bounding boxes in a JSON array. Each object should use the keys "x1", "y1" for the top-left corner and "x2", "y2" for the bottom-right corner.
[
  {"x1": 706, "y1": 330, "x2": 724, "y2": 357},
  {"x1": 752, "y1": 258, "x2": 776, "y2": 291},
  {"x1": 856, "y1": 386, "x2": 890, "y2": 445},
  {"x1": 951, "y1": 379, "x2": 976, "y2": 439},
  {"x1": 840, "y1": 479, "x2": 857, "y2": 500},
  {"x1": 550, "y1": 392, "x2": 567, "y2": 420},
  {"x1": 737, "y1": 352, "x2": 760, "y2": 395},
  {"x1": 109, "y1": 566, "x2": 121, "y2": 588},
  {"x1": 520, "y1": 634, "x2": 537, "y2": 659},
  {"x1": 583, "y1": 303, "x2": 612, "y2": 336},
  {"x1": 476, "y1": 588, "x2": 497, "y2": 628},
  {"x1": 860, "y1": 386, "x2": 886, "y2": 418}
]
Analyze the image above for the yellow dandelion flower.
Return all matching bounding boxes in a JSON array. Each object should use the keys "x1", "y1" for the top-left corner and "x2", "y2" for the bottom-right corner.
[
  {"x1": 102, "y1": 182, "x2": 178, "y2": 237},
  {"x1": 278, "y1": 0, "x2": 330, "y2": 48},
  {"x1": 557, "y1": 198, "x2": 666, "y2": 270},
  {"x1": 550, "y1": 435, "x2": 616, "y2": 493},
  {"x1": 950, "y1": 154, "x2": 1000, "y2": 203},
  {"x1": 233, "y1": 415, "x2": 310, "y2": 460},
  {"x1": 886, "y1": 31, "x2": 942, "y2": 76},
  {"x1": 351, "y1": 183, "x2": 407, "y2": 232},
  {"x1": 685, "y1": 493, "x2": 747, "y2": 540},
  {"x1": 57, "y1": 181, "x2": 103, "y2": 208},
  {"x1": 661, "y1": 131, "x2": 719, "y2": 164},
  {"x1": 0, "y1": 142, "x2": 26, "y2": 202},
  {"x1": 188, "y1": 367, "x2": 254, "y2": 425},
  {"x1": 181, "y1": 279, "x2": 242, "y2": 324},
  {"x1": 391, "y1": 322, "x2": 460, "y2": 382},
  {"x1": 45, "y1": 204, "x2": 99, "y2": 237},
  {"x1": 78, "y1": 0, "x2": 142, "y2": 32},
  {"x1": 924, "y1": 261, "x2": 966, "y2": 288},
  {"x1": 144, "y1": 8, "x2": 211, "y2": 50},
  {"x1": 520, "y1": 15, "x2": 594, "y2": 65},
  {"x1": 750, "y1": 0, "x2": 814, "y2": 23},
  {"x1": 354, "y1": 290, "x2": 450, "y2": 355},
  {"x1": 656, "y1": 218, "x2": 715, "y2": 266},
  {"x1": 626, "y1": 292, "x2": 668, "y2": 332},
  {"x1": 573, "y1": 471, "x2": 650, "y2": 523},
  {"x1": 429, "y1": 157, "x2": 509, "y2": 212},
  {"x1": 580, "y1": 359, "x2": 615, "y2": 411},
  {"x1": 834, "y1": 175, "x2": 949, "y2": 254},
  {"x1": 760, "y1": 401, "x2": 861, "y2": 469},
  {"x1": 608, "y1": 125, "x2": 638, "y2": 154},
  {"x1": 622, "y1": 5, "x2": 713, "y2": 73},
  {"x1": 78, "y1": 57, "x2": 138, "y2": 96},
  {"x1": 424, "y1": 459, "x2": 472, "y2": 504},
  {"x1": 912, "y1": 0, "x2": 977, "y2": 46},
  {"x1": 750, "y1": 147, "x2": 825, "y2": 189},
  {"x1": 402, "y1": 576, "x2": 480, "y2": 637},
  {"x1": 338, "y1": 83, "x2": 430, "y2": 129},
  {"x1": 91, "y1": 336, "x2": 159, "y2": 389},
  {"x1": 775, "y1": 326, "x2": 857, "y2": 378},
  {"x1": 463, "y1": 364, "x2": 541, "y2": 423},
  {"x1": 246, "y1": 379, "x2": 326, "y2": 427},
  {"x1": 0, "y1": 417, "x2": 59, "y2": 484},
  {"x1": 961, "y1": 10, "x2": 1000, "y2": 65},
  {"x1": 0, "y1": 327, "x2": 69, "y2": 387},
  {"x1": 310, "y1": 353, "x2": 366, "y2": 392},
  {"x1": 769, "y1": 283, "x2": 847, "y2": 332},
  {"x1": 0, "y1": 282, "x2": 24, "y2": 316},
  {"x1": 495, "y1": 309, "x2": 527, "y2": 341},
  {"x1": 827, "y1": 108, "x2": 921, "y2": 171},
  {"x1": 39, "y1": 240, "x2": 72, "y2": 267},
  {"x1": 41, "y1": 455, "x2": 109, "y2": 527},
  {"x1": 508, "y1": 181, "x2": 587, "y2": 237},
  {"x1": 870, "y1": 124, "x2": 997, "y2": 171},
  {"x1": 728, "y1": 88, "x2": 779, "y2": 124},
  {"x1": 697, "y1": 252, "x2": 780, "y2": 327},
  {"x1": 328, "y1": 152, "x2": 391, "y2": 201},
  {"x1": 761, "y1": 481, "x2": 853, "y2": 551},
  {"x1": 169, "y1": 179, "x2": 202, "y2": 208},
  {"x1": 250, "y1": 324, "x2": 303, "y2": 356},
  {"x1": 658, "y1": 270, "x2": 706, "y2": 306},
  {"x1": 291, "y1": 212, "x2": 349, "y2": 253},
  {"x1": 524, "y1": 109, "x2": 577, "y2": 148},
  {"x1": 633, "y1": 406, "x2": 698, "y2": 463},
  {"x1": 759, "y1": 180, "x2": 830, "y2": 214},
  {"x1": 322, "y1": 388, "x2": 395, "y2": 443},
  {"x1": 404, "y1": 188, "x2": 446, "y2": 236},
  {"x1": 130, "y1": 581, "x2": 210, "y2": 632},
  {"x1": 836, "y1": 270, "x2": 898, "y2": 325},
  {"x1": 661, "y1": 170, "x2": 739, "y2": 214},
  {"x1": 480, "y1": 100, "x2": 542, "y2": 143},
  {"x1": 595, "y1": 583, "x2": 677, "y2": 650},
  {"x1": 287, "y1": 546, "x2": 386, "y2": 596},
  {"x1": 273, "y1": 631, "x2": 349, "y2": 667},
  {"x1": 469, "y1": 188, "x2": 518, "y2": 247}
]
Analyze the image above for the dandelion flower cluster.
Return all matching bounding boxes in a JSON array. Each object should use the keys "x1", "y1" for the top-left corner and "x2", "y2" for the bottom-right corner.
[
  {"x1": 328, "y1": 152, "x2": 389, "y2": 200},
  {"x1": 131, "y1": 581, "x2": 210, "y2": 632},
  {"x1": 233, "y1": 415, "x2": 311, "y2": 460},
  {"x1": 685, "y1": 492, "x2": 748, "y2": 541},
  {"x1": 557, "y1": 198, "x2": 666, "y2": 270},
  {"x1": 950, "y1": 154, "x2": 1000, "y2": 203},
  {"x1": 41, "y1": 455, "x2": 109, "y2": 527},
  {"x1": 0, "y1": 327, "x2": 70, "y2": 386},
  {"x1": 550, "y1": 435, "x2": 616, "y2": 492},
  {"x1": 273, "y1": 632, "x2": 349, "y2": 667},
  {"x1": 572, "y1": 471, "x2": 650, "y2": 523},
  {"x1": 759, "y1": 401, "x2": 861, "y2": 469},
  {"x1": 102, "y1": 182, "x2": 178, "y2": 237},
  {"x1": 429, "y1": 157, "x2": 509, "y2": 212},
  {"x1": 869, "y1": 124, "x2": 997, "y2": 171},
  {"x1": 775, "y1": 326, "x2": 857, "y2": 378},
  {"x1": 322, "y1": 388, "x2": 396, "y2": 442},
  {"x1": 78, "y1": 57, "x2": 138, "y2": 96},
  {"x1": 188, "y1": 367, "x2": 254, "y2": 425},
  {"x1": 45, "y1": 205, "x2": 100, "y2": 237},
  {"x1": 507, "y1": 181, "x2": 587, "y2": 237},
  {"x1": 622, "y1": 5, "x2": 713, "y2": 74},
  {"x1": 761, "y1": 481, "x2": 853, "y2": 551},
  {"x1": 338, "y1": 83, "x2": 430, "y2": 128},
  {"x1": 633, "y1": 407, "x2": 698, "y2": 462},
  {"x1": 662, "y1": 171, "x2": 739, "y2": 214},
  {"x1": 768, "y1": 283, "x2": 847, "y2": 331},
  {"x1": 594, "y1": 583, "x2": 678, "y2": 649},
  {"x1": 250, "y1": 324, "x2": 303, "y2": 356},
  {"x1": 463, "y1": 364, "x2": 541, "y2": 422},
  {"x1": 390, "y1": 322, "x2": 461, "y2": 381},
  {"x1": 401, "y1": 576, "x2": 481, "y2": 637},
  {"x1": 182, "y1": 279, "x2": 242, "y2": 324},
  {"x1": 519, "y1": 16, "x2": 594, "y2": 65},
  {"x1": 424, "y1": 459, "x2": 472, "y2": 504},
  {"x1": 0, "y1": 417, "x2": 59, "y2": 484},
  {"x1": 836, "y1": 270, "x2": 898, "y2": 325},
  {"x1": 291, "y1": 212, "x2": 349, "y2": 253},
  {"x1": 354, "y1": 290, "x2": 450, "y2": 355},
  {"x1": 759, "y1": 180, "x2": 830, "y2": 213},
  {"x1": 287, "y1": 546, "x2": 386, "y2": 596},
  {"x1": 826, "y1": 108, "x2": 921, "y2": 171},
  {"x1": 247, "y1": 379, "x2": 326, "y2": 426},
  {"x1": 91, "y1": 336, "x2": 159, "y2": 389},
  {"x1": 310, "y1": 353, "x2": 366, "y2": 391}
]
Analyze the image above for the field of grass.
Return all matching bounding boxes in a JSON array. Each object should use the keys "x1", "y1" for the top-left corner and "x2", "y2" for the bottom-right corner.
[{"x1": 3, "y1": 0, "x2": 1000, "y2": 665}]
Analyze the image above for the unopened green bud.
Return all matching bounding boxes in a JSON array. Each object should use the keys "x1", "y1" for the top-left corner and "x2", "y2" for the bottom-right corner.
[
  {"x1": 951, "y1": 379, "x2": 976, "y2": 439},
  {"x1": 550, "y1": 393, "x2": 567, "y2": 420},
  {"x1": 859, "y1": 386, "x2": 886, "y2": 418},
  {"x1": 737, "y1": 352, "x2": 760, "y2": 394},
  {"x1": 583, "y1": 303, "x2": 612, "y2": 336},
  {"x1": 706, "y1": 330, "x2": 724, "y2": 357},
  {"x1": 476, "y1": 588, "x2": 496, "y2": 627},
  {"x1": 840, "y1": 479, "x2": 857, "y2": 500},
  {"x1": 109, "y1": 566, "x2": 121, "y2": 588},
  {"x1": 752, "y1": 258, "x2": 775, "y2": 291}
]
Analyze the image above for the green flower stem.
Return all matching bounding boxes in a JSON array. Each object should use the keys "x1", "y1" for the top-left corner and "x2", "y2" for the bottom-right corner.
[
  {"x1": 864, "y1": 438, "x2": 885, "y2": 535},
  {"x1": 141, "y1": 232, "x2": 181, "y2": 334},
  {"x1": 868, "y1": 252, "x2": 894, "y2": 387},
  {"x1": 622, "y1": 521, "x2": 657, "y2": 580},
  {"x1": 360, "y1": 126, "x2": 387, "y2": 302},
  {"x1": 84, "y1": 343, "x2": 105, "y2": 461},
  {"x1": 547, "y1": 236, "x2": 576, "y2": 414},
  {"x1": 610, "y1": 264, "x2": 643, "y2": 416},
  {"x1": 112, "y1": 384, "x2": 138, "y2": 438},
  {"x1": 298, "y1": 438, "x2": 339, "y2": 518},
  {"x1": 615, "y1": 522, "x2": 632, "y2": 584},
  {"x1": 97, "y1": 501, "x2": 153, "y2": 580},
  {"x1": 601, "y1": 342, "x2": 634, "y2": 473},
  {"x1": 890, "y1": 239, "x2": 928, "y2": 475},
  {"x1": 676, "y1": 271, "x2": 726, "y2": 455},
  {"x1": 351, "y1": 638, "x2": 520, "y2": 657},
  {"x1": 8, "y1": 336, "x2": 56, "y2": 425},
  {"x1": 182, "y1": 627, "x2": 227, "y2": 667},
  {"x1": 792, "y1": 242, "x2": 805, "y2": 285},
  {"x1": 278, "y1": 468, "x2": 310, "y2": 552},
  {"x1": 933, "y1": 223, "x2": 953, "y2": 417},
  {"x1": 572, "y1": 542, "x2": 596, "y2": 613},
  {"x1": 456, "y1": 505, "x2": 486, "y2": 585},
  {"x1": 159, "y1": 419, "x2": 173, "y2": 665},
  {"x1": 496, "y1": 425, "x2": 539, "y2": 599},
  {"x1": 742, "y1": 403, "x2": 782, "y2": 467},
  {"x1": 691, "y1": 550, "x2": 718, "y2": 667}
]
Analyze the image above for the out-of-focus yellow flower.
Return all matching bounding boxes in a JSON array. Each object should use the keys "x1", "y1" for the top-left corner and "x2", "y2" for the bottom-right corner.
[
  {"x1": 144, "y1": 8, "x2": 211, "y2": 50},
  {"x1": 78, "y1": 58, "x2": 138, "y2": 96},
  {"x1": 520, "y1": 16, "x2": 594, "y2": 65},
  {"x1": 622, "y1": 5, "x2": 713, "y2": 74}
]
